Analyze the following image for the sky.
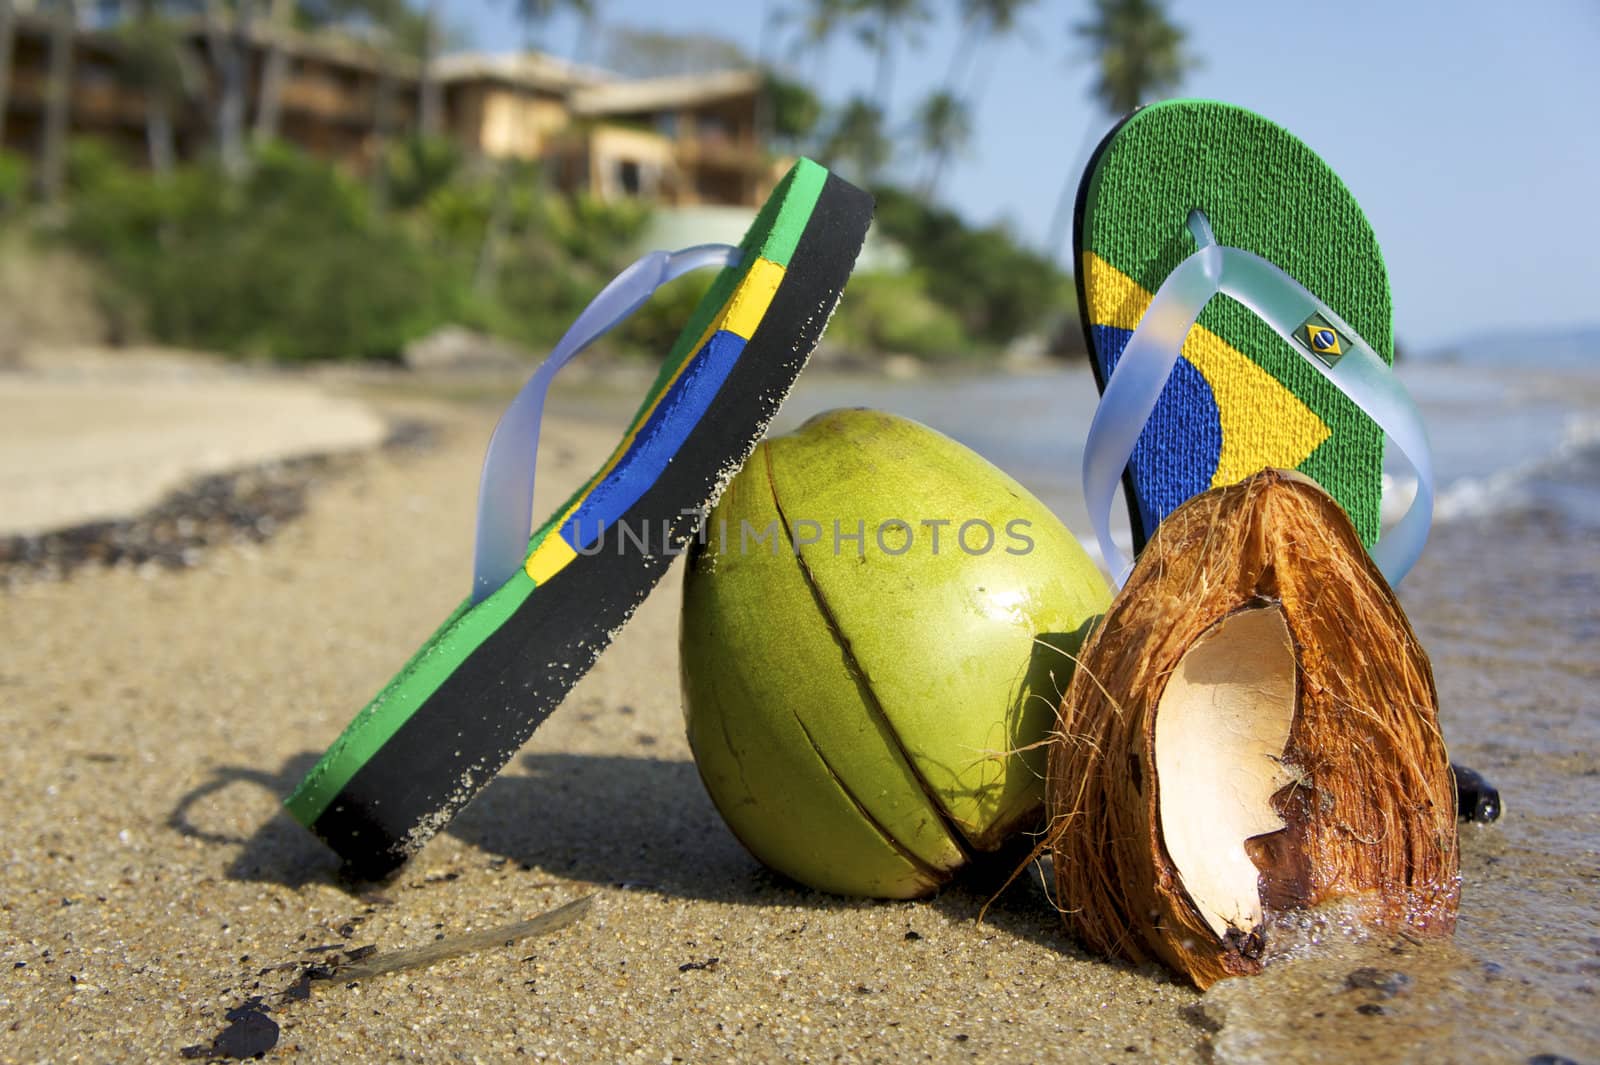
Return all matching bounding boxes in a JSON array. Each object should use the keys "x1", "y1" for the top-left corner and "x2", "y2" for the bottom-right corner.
[{"x1": 455, "y1": 0, "x2": 1600, "y2": 351}]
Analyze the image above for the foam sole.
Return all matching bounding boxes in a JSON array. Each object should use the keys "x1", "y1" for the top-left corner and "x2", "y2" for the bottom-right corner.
[
  {"x1": 286, "y1": 162, "x2": 873, "y2": 879},
  {"x1": 1074, "y1": 100, "x2": 1393, "y2": 550}
]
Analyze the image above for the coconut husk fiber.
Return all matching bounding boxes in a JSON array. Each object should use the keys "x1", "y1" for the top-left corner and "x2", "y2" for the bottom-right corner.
[{"x1": 1047, "y1": 469, "x2": 1459, "y2": 989}]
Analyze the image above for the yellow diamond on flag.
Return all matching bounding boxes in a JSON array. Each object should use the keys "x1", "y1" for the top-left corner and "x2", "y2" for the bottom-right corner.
[{"x1": 1306, "y1": 324, "x2": 1343, "y2": 357}]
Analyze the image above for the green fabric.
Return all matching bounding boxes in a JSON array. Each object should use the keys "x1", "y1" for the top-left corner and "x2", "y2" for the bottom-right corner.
[
  {"x1": 1082, "y1": 99, "x2": 1393, "y2": 545},
  {"x1": 285, "y1": 159, "x2": 831, "y2": 829}
]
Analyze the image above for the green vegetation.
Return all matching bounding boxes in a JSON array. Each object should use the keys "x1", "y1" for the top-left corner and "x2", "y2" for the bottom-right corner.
[
  {"x1": 3, "y1": 132, "x2": 1069, "y2": 365},
  {"x1": 825, "y1": 271, "x2": 968, "y2": 359},
  {"x1": 862, "y1": 185, "x2": 1074, "y2": 355},
  {"x1": 29, "y1": 138, "x2": 648, "y2": 362}
]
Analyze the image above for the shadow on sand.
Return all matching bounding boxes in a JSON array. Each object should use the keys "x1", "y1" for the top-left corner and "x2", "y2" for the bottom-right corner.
[{"x1": 167, "y1": 749, "x2": 1105, "y2": 959}]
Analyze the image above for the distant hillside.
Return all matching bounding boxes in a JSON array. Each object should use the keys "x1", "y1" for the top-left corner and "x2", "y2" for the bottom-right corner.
[{"x1": 1422, "y1": 325, "x2": 1600, "y2": 366}]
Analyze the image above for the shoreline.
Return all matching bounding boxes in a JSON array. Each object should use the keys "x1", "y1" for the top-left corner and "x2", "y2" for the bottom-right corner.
[{"x1": 0, "y1": 418, "x2": 436, "y2": 586}]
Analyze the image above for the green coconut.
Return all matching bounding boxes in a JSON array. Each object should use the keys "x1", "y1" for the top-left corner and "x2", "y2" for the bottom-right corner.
[{"x1": 680, "y1": 409, "x2": 1110, "y2": 897}]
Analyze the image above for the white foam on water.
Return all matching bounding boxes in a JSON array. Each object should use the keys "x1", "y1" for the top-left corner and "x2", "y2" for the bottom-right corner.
[{"x1": 1426, "y1": 412, "x2": 1600, "y2": 522}]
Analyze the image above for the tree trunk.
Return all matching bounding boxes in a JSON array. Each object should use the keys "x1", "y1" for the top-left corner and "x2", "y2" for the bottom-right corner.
[
  {"x1": 252, "y1": 0, "x2": 294, "y2": 144},
  {"x1": 473, "y1": 165, "x2": 510, "y2": 295},
  {"x1": 124, "y1": 0, "x2": 177, "y2": 176},
  {"x1": 417, "y1": 0, "x2": 442, "y2": 138},
  {"x1": 571, "y1": 4, "x2": 601, "y2": 63},
  {"x1": 965, "y1": 46, "x2": 1000, "y2": 114},
  {"x1": 0, "y1": 0, "x2": 16, "y2": 148},
  {"x1": 1044, "y1": 120, "x2": 1105, "y2": 263},
  {"x1": 1043, "y1": 171, "x2": 1074, "y2": 264},
  {"x1": 871, "y1": 11, "x2": 893, "y2": 113},
  {"x1": 146, "y1": 93, "x2": 174, "y2": 175},
  {"x1": 209, "y1": 0, "x2": 255, "y2": 177},
  {"x1": 37, "y1": 0, "x2": 75, "y2": 203},
  {"x1": 920, "y1": 147, "x2": 947, "y2": 200},
  {"x1": 941, "y1": 18, "x2": 984, "y2": 98},
  {"x1": 367, "y1": 64, "x2": 392, "y2": 208}
]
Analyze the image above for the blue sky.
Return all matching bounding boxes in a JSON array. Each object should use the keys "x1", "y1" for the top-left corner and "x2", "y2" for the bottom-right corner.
[{"x1": 457, "y1": 0, "x2": 1599, "y2": 350}]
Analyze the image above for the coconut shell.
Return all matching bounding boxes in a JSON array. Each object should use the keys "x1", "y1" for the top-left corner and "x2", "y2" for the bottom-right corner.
[{"x1": 1046, "y1": 469, "x2": 1459, "y2": 989}]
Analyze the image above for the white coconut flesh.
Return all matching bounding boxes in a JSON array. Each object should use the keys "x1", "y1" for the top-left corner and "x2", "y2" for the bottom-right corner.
[{"x1": 1154, "y1": 603, "x2": 1298, "y2": 943}]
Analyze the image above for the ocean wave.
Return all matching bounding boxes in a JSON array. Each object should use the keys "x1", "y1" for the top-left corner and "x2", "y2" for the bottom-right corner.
[{"x1": 1423, "y1": 413, "x2": 1600, "y2": 523}]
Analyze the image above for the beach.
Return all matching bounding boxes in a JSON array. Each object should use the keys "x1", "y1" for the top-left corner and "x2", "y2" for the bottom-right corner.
[{"x1": 2, "y1": 355, "x2": 1597, "y2": 1063}]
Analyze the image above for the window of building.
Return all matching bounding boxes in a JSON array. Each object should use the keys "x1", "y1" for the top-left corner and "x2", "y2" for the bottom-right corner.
[{"x1": 618, "y1": 160, "x2": 642, "y2": 196}]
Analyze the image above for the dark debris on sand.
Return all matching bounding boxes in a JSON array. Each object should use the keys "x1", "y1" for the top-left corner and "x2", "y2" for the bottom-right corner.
[
  {"x1": 179, "y1": 997, "x2": 280, "y2": 1061},
  {"x1": 1, "y1": 419, "x2": 435, "y2": 586}
]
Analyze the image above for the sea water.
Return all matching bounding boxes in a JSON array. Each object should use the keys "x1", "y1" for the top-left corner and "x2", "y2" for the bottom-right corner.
[{"x1": 777, "y1": 358, "x2": 1600, "y2": 557}]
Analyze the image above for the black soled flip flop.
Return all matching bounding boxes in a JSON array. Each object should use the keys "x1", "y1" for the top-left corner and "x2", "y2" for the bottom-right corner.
[{"x1": 286, "y1": 160, "x2": 873, "y2": 878}]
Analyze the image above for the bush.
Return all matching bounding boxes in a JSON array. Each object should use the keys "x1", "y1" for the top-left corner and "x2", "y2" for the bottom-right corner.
[
  {"x1": 615, "y1": 270, "x2": 717, "y2": 358},
  {"x1": 828, "y1": 271, "x2": 970, "y2": 359},
  {"x1": 870, "y1": 185, "x2": 1073, "y2": 348},
  {"x1": 35, "y1": 136, "x2": 1066, "y2": 366},
  {"x1": 0, "y1": 151, "x2": 30, "y2": 214},
  {"x1": 62, "y1": 141, "x2": 457, "y2": 360},
  {"x1": 422, "y1": 160, "x2": 653, "y2": 354},
  {"x1": 50, "y1": 139, "x2": 658, "y2": 363}
]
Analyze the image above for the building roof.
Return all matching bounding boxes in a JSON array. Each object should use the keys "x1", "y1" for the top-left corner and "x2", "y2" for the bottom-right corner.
[
  {"x1": 432, "y1": 51, "x2": 613, "y2": 94},
  {"x1": 570, "y1": 69, "x2": 763, "y2": 116},
  {"x1": 15, "y1": 8, "x2": 755, "y2": 113}
]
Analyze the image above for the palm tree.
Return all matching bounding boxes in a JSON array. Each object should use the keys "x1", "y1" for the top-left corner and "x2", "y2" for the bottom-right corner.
[
  {"x1": 818, "y1": 96, "x2": 889, "y2": 185},
  {"x1": 203, "y1": 0, "x2": 257, "y2": 178},
  {"x1": 910, "y1": 89, "x2": 969, "y2": 199},
  {"x1": 761, "y1": 68, "x2": 822, "y2": 153},
  {"x1": 360, "y1": 2, "x2": 430, "y2": 206},
  {"x1": 569, "y1": 0, "x2": 601, "y2": 63},
  {"x1": 785, "y1": 0, "x2": 850, "y2": 86},
  {"x1": 511, "y1": 0, "x2": 592, "y2": 53},
  {"x1": 0, "y1": 0, "x2": 17, "y2": 149},
  {"x1": 853, "y1": 0, "x2": 930, "y2": 116},
  {"x1": 252, "y1": 0, "x2": 296, "y2": 144},
  {"x1": 37, "y1": 0, "x2": 77, "y2": 203},
  {"x1": 117, "y1": 0, "x2": 197, "y2": 175},
  {"x1": 418, "y1": 0, "x2": 442, "y2": 137},
  {"x1": 1043, "y1": 0, "x2": 1188, "y2": 259},
  {"x1": 943, "y1": 0, "x2": 1033, "y2": 101},
  {"x1": 1075, "y1": 0, "x2": 1187, "y2": 115}
]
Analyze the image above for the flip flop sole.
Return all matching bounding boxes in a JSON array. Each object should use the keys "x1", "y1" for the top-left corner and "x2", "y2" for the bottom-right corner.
[
  {"x1": 287, "y1": 164, "x2": 873, "y2": 878},
  {"x1": 1075, "y1": 100, "x2": 1393, "y2": 550}
]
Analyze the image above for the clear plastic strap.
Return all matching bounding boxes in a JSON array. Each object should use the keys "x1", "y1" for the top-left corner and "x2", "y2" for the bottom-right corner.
[
  {"x1": 470, "y1": 243, "x2": 741, "y2": 603},
  {"x1": 1082, "y1": 212, "x2": 1433, "y2": 589}
]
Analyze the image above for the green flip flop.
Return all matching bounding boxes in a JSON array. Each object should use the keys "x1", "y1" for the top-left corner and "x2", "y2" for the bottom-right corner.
[
  {"x1": 1074, "y1": 99, "x2": 1432, "y2": 587},
  {"x1": 286, "y1": 159, "x2": 873, "y2": 879},
  {"x1": 1071, "y1": 100, "x2": 1505, "y2": 822}
]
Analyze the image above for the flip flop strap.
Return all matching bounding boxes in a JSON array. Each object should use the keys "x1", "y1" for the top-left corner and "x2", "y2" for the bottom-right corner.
[
  {"x1": 1083, "y1": 211, "x2": 1433, "y2": 589},
  {"x1": 471, "y1": 243, "x2": 741, "y2": 603}
]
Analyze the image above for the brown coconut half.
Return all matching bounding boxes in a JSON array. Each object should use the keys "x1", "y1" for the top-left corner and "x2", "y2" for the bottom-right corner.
[{"x1": 1046, "y1": 469, "x2": 1459, "y2": 989}]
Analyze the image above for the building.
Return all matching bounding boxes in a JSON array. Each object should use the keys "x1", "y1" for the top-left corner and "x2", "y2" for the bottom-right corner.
[
  {"x1": 439, "y1": 55, "x2": 778, "y2": 208},
  {"x1": 0, "y1": 10, "x2": 781, "y2": 208}
]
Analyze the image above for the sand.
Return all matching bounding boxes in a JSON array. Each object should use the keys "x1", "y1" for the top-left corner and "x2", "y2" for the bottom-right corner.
[
  {"x1": 0, "y1": 350, "x2": 385, "y2": 536},
  {"x1": 1, "y1": 363, "x2": 1595, "y2": 1064}
]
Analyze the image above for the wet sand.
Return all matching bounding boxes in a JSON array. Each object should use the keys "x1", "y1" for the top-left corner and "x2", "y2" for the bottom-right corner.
[{"x1": 1, "y1": 374, "x2": 1596, "y2": 1063}]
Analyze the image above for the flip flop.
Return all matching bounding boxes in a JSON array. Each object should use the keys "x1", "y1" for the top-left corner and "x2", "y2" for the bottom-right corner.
[
  {"x1": 1074, "y1": 99, "x2": 1433, "y2": 588},
  {"x1": 285, "y1": 159, "x2": 873, "y2": 879},
  {"x1": 1070, "y1": 101, "x2": 1506, "y2": 823}
]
